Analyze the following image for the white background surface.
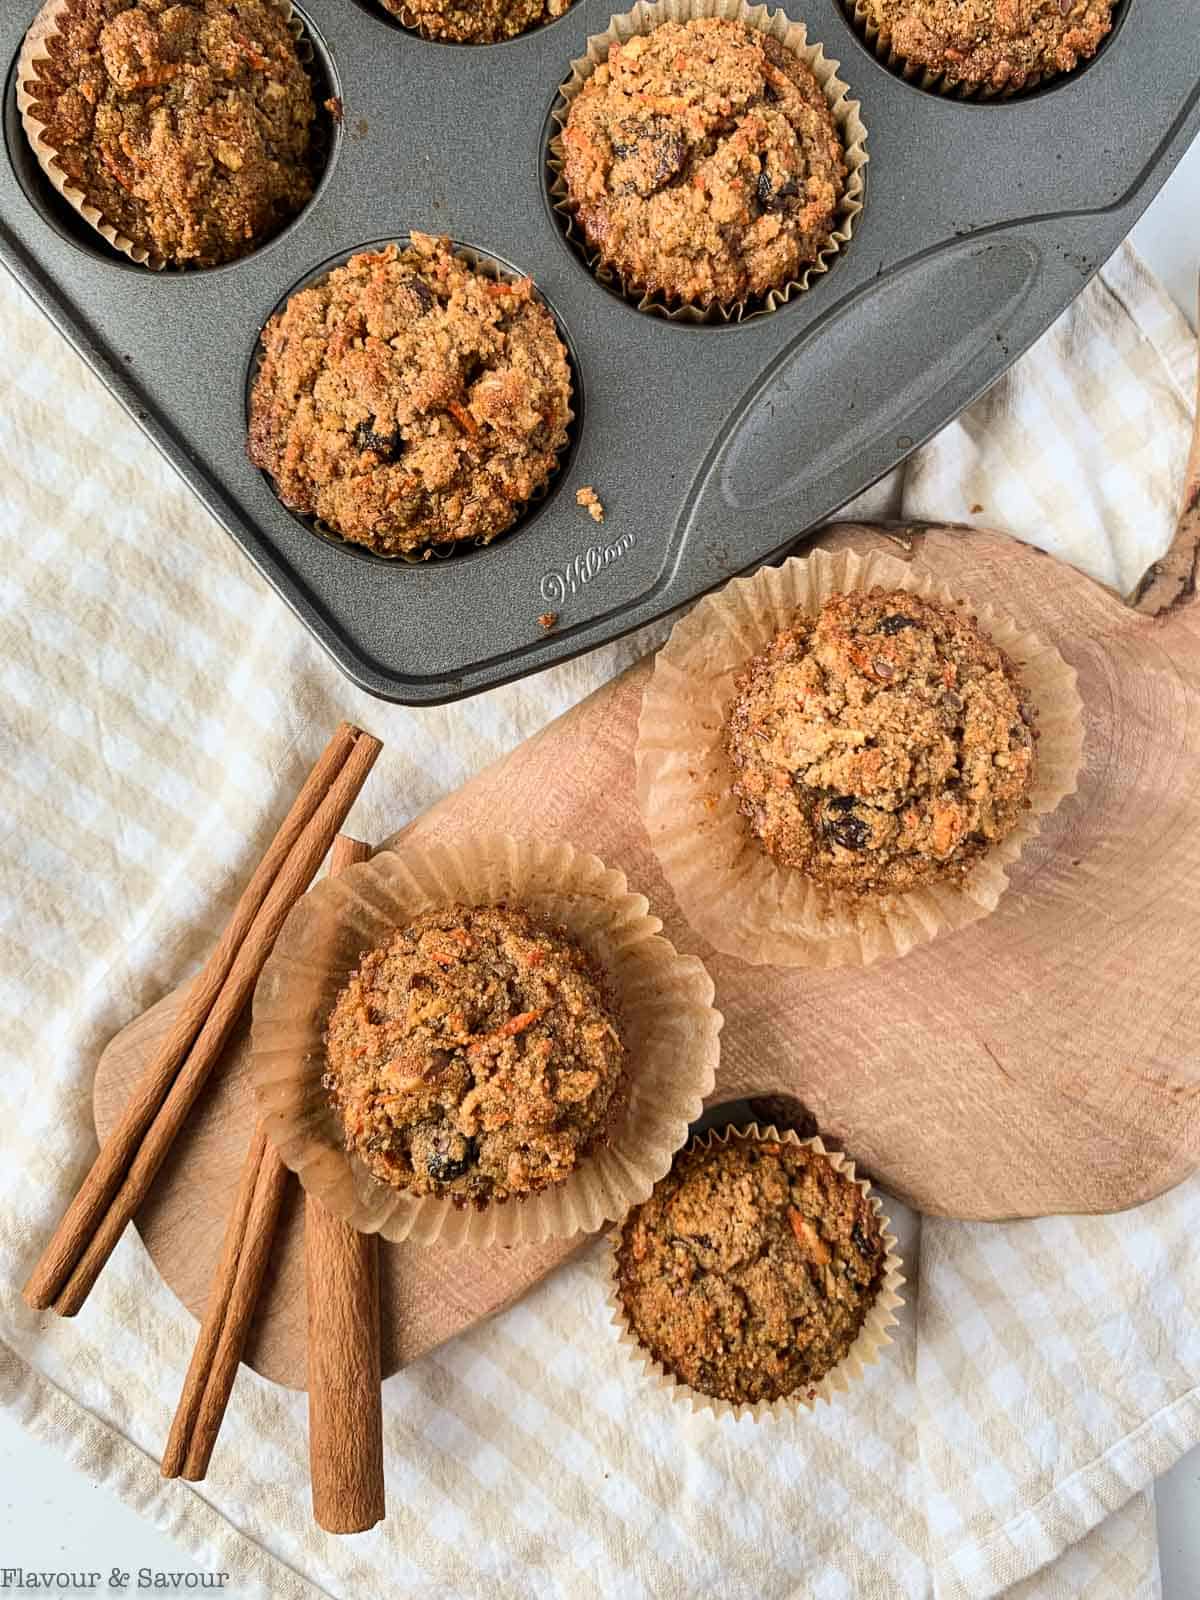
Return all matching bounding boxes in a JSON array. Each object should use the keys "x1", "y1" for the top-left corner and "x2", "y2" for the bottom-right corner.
[{"x1": 3, "y1": 115, "x2": 1199, "y2": 1600}]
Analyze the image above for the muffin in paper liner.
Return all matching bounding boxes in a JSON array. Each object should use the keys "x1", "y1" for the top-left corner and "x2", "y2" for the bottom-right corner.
[
  {"x1": 17, "y1": 0, "x2": 318, "y2": 272},
  {"x1": 636, "y1": 546, "x2": 1084, "y2": 969},
  {"x1": 250, "y1": 834, "x2": 722, "y2": 1247},
  {"x1": 377, "y1": 0, "x2": 576, "y2": 44},
  {"x1": 845, "y1": 0, "x2": 1120, "y2": 101},
  {"x1": 248, "y1": 236, "x2": 577, "y2": 564},
  {"x1": 546, "y1": 0, "x2": 868, "y2": 323},
  {"x1": 606, "y1": 1124, "x2": 905, "y2": 1421}
]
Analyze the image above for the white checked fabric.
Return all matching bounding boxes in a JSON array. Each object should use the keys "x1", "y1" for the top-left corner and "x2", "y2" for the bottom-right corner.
[{"x1": 1, "y1": 241, "x2": 1197, "y2": 1600}]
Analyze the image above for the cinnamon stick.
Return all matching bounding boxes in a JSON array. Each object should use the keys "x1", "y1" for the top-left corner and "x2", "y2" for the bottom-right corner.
[
  {"x1": 161, "y1": 1126, "x2": 290, "y2": 1480},
  {"x1": 307, "y1": 835, "x2": 385, "y2": 1534},
  {"x1": 25, "y1": 723, "x2": 382, "y2": 1317}
]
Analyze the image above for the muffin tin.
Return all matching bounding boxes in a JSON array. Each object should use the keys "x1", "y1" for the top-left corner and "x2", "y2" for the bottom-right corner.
[{"x1": 2, "y1": 0, "x2": 1198, "y2": 705}]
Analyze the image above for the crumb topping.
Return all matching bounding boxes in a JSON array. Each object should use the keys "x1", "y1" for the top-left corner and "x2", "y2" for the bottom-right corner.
[
  {"x1": 724, "y1": 588, "x2": 1038, "y2": 895},
  {"x1": 861, "y1": 0, "x2": 1113, "y2": 91},
  {"x1": 324, "y1": 904, "x2": 625, "y2": 1205},
  {"x1": 617, "y1": 1139, "x2": 886, "y2": 1405},
  {"x1": 26, "y1": 0, "x2": 317, "y2": 266},
  {"x1": 379, "y1": 0, "x2": 572, "y2": 43},
  {"x1": 561, "y1": 19, "x2": 846, "y2": 307},
  {"x1": 248, "y1": 234, "x2": 573, "y2": 555}
]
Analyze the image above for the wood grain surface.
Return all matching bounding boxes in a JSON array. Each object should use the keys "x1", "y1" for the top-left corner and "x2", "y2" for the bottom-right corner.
[{"x1": 94, "y1": 523, "x2": 1200, "y2": 1391}]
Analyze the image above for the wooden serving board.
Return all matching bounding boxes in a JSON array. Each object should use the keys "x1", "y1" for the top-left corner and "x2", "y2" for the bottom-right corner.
[{"x1": 95, "y1": 523, "x2": 1200, "y2": 1391}]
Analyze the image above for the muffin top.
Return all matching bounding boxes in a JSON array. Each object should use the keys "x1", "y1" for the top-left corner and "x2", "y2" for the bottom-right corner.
[
  {"x1": 616, "y1": 1138, "x2": 887, "y2": 1406},
  {"x1": 859, "y1": 0, "x2": 1114, "y2": 92},
  {"x1": 561, "y1": 18, "x2": 846, "y2": 308},
  {"x1": 724, "y1": 588, "x2": 1038, "y2": 896},
  {"x1": 324, "y1": 904, "x2": 625, "y2": 1205},
  {"x1": 24, "y1": 0, "x2": 317, "y2": 267},
  {"x1": 380, "y1": 0, "x2": 572, "y2": 43},
  {"x1": 248, "y1": 235, "x2": 572, "y2": 555}
]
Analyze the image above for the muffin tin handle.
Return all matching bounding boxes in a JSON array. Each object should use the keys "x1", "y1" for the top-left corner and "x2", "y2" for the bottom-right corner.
[{"x1": 680, "y1": 230, "x2": 1037, "y2": 542}]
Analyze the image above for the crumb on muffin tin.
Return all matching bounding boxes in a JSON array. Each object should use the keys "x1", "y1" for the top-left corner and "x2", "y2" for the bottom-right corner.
[
  {"x1": 560, "y1": 17, "x2": 847, "y2": 309},
  {"x1": 378, "y1": 0, "x2": 573, "y2": 44},
  {"x1": 616, "y1": 1137, "x2": 887, "y2": 1406},
  {"x1": 247, "y1": 234, "x2": 573, "y2": 556},
  {"x1": 856, "y1": 0, "x2": 1114, "y2": 94},
  {"x1": 724, "y1": 587, "x2": 1038, "y2": 896},
  {"x1": 323, "y1": 904, "x2": 625, "y2": 1206},
  {"x1": 24, "y1": 0, "x2": 318, "y2": 267}
]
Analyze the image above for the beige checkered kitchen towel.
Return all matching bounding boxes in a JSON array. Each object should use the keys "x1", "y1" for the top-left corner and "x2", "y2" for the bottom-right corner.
[{"x1": 2, "y1": 241, "x2": 1197, "y2": 1600}]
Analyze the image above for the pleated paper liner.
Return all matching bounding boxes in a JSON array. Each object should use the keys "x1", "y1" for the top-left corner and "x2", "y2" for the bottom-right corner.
[
  {"x1": 636, "y1": 547, "x2": 1085, "y2": 969},
  {"x1": 546, "y1": 0, "x2": 868, "y2": 323},
  {"x1": 845, "y1": 0, "x2": 1122, "y2": 102},
  {"x1": 606, "y1": 1124, "x2": 905, "y2": 1421},
  {"x1": 251, "y1": 834, "x2": 722, "y2": 1247},
  {"x1": 17, "y1": 0, "x2": 318, "y2": 271},
  {"x1": 250, "y1": 235, "x2": 577, "y2": 564}
]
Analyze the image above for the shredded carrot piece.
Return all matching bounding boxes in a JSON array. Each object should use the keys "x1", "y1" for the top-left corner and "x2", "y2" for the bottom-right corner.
[
  {"x1": 496, "y1": 1008, "x2": 544, "y2": 1037},
  {"x1": 468, "y1": 1008, "x2": 546, "y2": 1051}
]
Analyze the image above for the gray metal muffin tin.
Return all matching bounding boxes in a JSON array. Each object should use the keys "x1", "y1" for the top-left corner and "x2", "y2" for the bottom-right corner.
[{"x1": 3, "y1": 0, "x2": 1198, "y2": 704}]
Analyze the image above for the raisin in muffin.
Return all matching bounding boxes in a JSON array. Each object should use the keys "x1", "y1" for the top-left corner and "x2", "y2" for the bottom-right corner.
[
  {"x1": 561, "y1": 18, "x2": 846, "y2": 309},
  {"x1": 324, "y1": 905, "x2": 625, "y2": 1206},
  {"x1": 856, "y1": 0, "x2": 1114, "y2": 94},
  {"x1": 22, "y1": 0, "x2": 317, "y2": 267},
  {"x1": 248, "y1": 235, "x2": 573, "y2": 554},
  {"x1": 616, "y1": 1137, "x2": 887, "y2": 1406},
  {"x1": 724, "y1": 588, "x2": 1038, "y2": 896},
  {"x1": 378, "y1": 0, "x2": 572, "y2": 43}
]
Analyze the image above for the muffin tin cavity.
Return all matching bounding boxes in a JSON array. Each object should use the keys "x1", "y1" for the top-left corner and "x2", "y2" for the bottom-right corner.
[
  {"x1": 6, "y1": 3, "x2": 342, "y2": 273},
  {"x1": 352, "y1": 0, "x2": 580, "y2": 47},
  {"x1": 838, "y1": 0, "x2": 1131, "y2": 104},
  {"x1": 245, "y1": 237, "x2": 583, "y2": 568},
  {"x1": 543, "y1": 9, "x2": 867, "y2": 326}
]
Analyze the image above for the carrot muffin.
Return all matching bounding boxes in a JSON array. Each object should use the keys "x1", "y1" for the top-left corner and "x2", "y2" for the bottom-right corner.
[
  {"x1": 857, "y1": 0, "x2": 1114, "y2": 94},
  {"x1": 23, "y1": 0, "x2": 317, "y2": 267},
  {"x1": 324, "y1": 905, "x2": 625, "y2": 1205},
  {"x1": 616, "y1": 1138, "x2": 886, "y2": 1406},
  {"x1": 379, "y1": 0, "x2": 572, "y2": 43},
  {"x1": 561, "y1": 18, "x2": 846, "y2": 309},
  {"x1": 725, "y1": 588, "x2": 1038, "y2": 896},
  {"x1": 248, "y1": 234, "x2": 573, "y2": 554}
]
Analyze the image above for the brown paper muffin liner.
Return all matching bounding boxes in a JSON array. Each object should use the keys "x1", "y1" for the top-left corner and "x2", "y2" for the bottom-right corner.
[
  {"x1": 251, "y1": 237, "x2": 577, "y2": 563},
  {"x1": 17, "y1": 0, "x2": 309, "y2": 272},
  {"x1": 847, "y1": 0, "x2": 1121, "y2": 101},
  {"x1": 636, "y1": 547, "x2": 1085, "y2": 968},
  {"x1": 250, "y1": 834, "x2": 722, "y2": 1247},
  {"x1": 547, "y1": 0, "x2": 868, "y2": 323},
  {"x1": 606, "y1": 1124, "x2": 905, "y2": 1421}
]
